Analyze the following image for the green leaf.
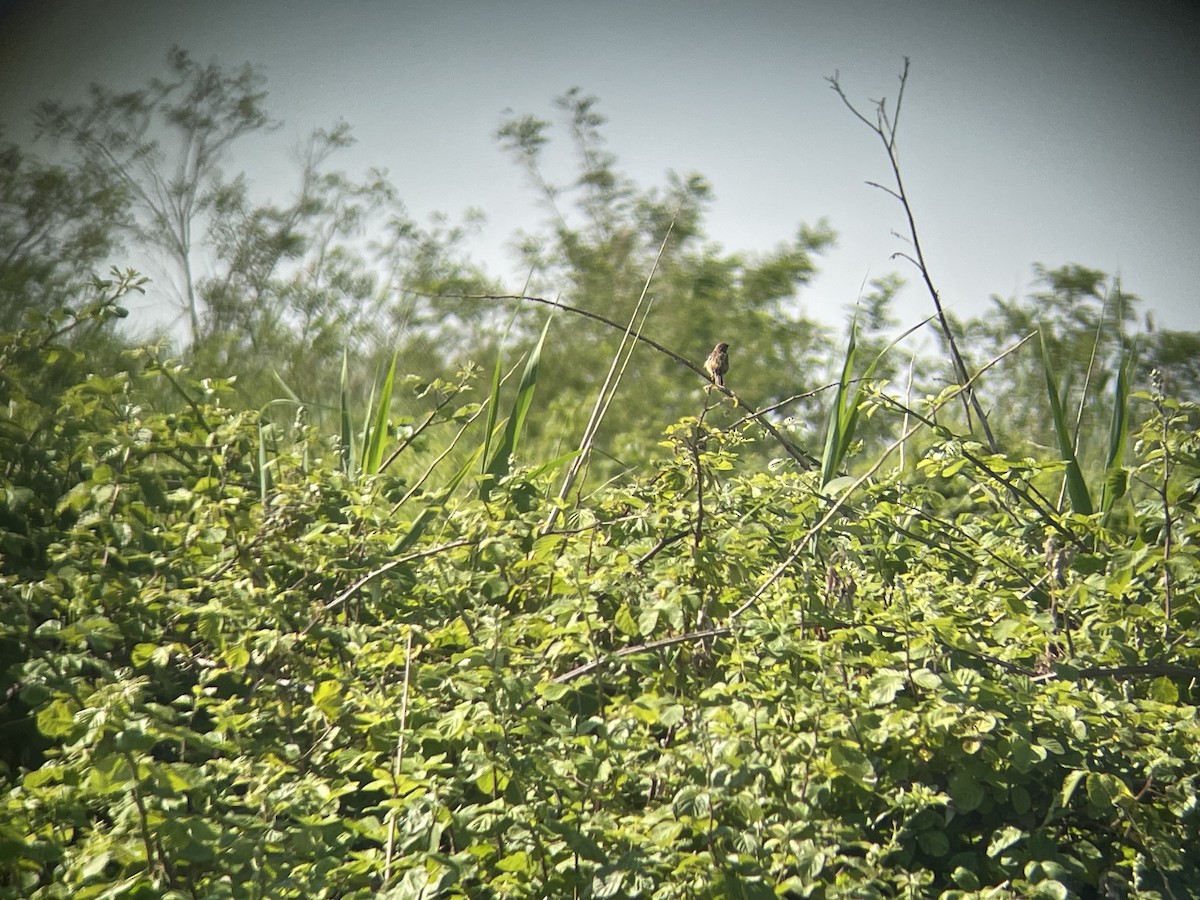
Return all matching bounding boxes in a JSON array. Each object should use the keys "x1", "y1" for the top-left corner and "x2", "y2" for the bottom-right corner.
[
  {"x1": 115, "y1": 726, "x2": 154, "y2": 752},
  {"x1": 1060, "y1": 769, "x2": 1087, "y2": 809},
  {"x1": 361, "y1": 351, "x2": 398, "y2": 475},
  {"x1": 917, "y1": 829, "x2": 949, "y2": 857},
  {"x1": 952, "y1": 866, "x2": 981, "y2": 890},
  {"x1": 79, "y1": 850, "x2": 113, "y2": 881},
  {"x1": 628, "y1": 698, "x2": 659, "y2": 725},
  {"x1": 614, "y1": 604, "x2": 638, "y2": 637},
  {"x1": 484, "y1": 314, "x2": 552, "y2": 492},
  {"x1": 495, "y1": 850, "x2": 529, "y2": 873},
  {"x1": 131, "y1": 642, "x2": 159, "y2": 667},
  {"x1": 1039, "y1": 328, "x2": 1093, "y2": 515},
  {"x1": 987, "y1": 825, "x2": 1024, "y2": 858},
  {"x1": 949, "y1": 769, "x2": 985, "y2": 812},
  {"x1": 866, "y1": 668, "x2": 905, "y2": 706},
  {"x1": 1036, "y1": 736, "x2": 1064, "y2": 756},
  {"x1": 1031, "y1": 879, "x2": 1070, "y2": 900},
  {"x1": 313, "y1": 680, "x2": 343, "y2": 718},
  {"x1": 537, "y1": 681, "x2": 571, "y2": 702},
  {"x1": 17, "y1": 681, "x2": 50, "y2": 707},
  {"x1": 821, "y1": 474, "x2": 857, "y2": 498},
  {"x1": 545, "y1": 818, "x2": 607, "y2": 863},
  {"x1": 163, "y1": 816, "x2": 219, "y2": 863},
  {"x1": 659, "y1": 704, "x2": 685, "y2": 727},
  {"x1": 36, "y1": 697, "x2": 79, "y2": 738},
  {"x1": 1086, "y1": 773, "x2": 1132, "y2": 812},
  {"x1": 224, "y1": 646, "x2": 250, "y2": 669},
  {"x1": 1009, "y1": 736, "x2": 1046, "y2": 773},
  {"x1": 636, "y1": 606, "x2": 659, "y2": 637},
  {"x1": 475, "y1": 763, "x2": 509, "y2": 795},
  {"x1": 829, "y1": 741, "x2": 876, "y2": 787},
  {"x1": 1148, "y1": 676, "x2": 1179, "y2": 704},
  {"x1": 84, "y1": 752, "x2": 135, "y2": 793},
  {"x1": 910, "y1": 668, "x2": 943, "y2": 690},
  {"x1": 593, "y1": 868, "x2": 627, "y2": 899}
]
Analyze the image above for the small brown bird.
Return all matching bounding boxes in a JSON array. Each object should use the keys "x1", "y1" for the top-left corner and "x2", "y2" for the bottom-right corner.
[{"x1": 704, "y1": 342, "x2": 729, "y2": 388}]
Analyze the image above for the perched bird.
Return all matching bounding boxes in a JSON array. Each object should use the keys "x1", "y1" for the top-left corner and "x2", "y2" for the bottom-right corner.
[{"x1": 704, "y1": 342, "x2": 729, "y2": 388}]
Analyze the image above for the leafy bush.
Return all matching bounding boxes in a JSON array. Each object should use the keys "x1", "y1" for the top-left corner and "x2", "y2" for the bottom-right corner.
[{"x1": 2, "y1": 296, "x2": 1197, "y2": 899}]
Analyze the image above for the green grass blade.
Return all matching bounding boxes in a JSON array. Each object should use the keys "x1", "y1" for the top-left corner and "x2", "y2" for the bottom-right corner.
[
  {"x1": 1039, "y1": 329, "x2": 1093, "y2": 515},
  {"x1": 481, "y1": 301, "x2": 524, "y2": 477},
  {"x1": 362, "y1": 352, "x2": 398, "y2": 476},
  {"x1": 821, "y1": 322, "x2": 858, "y2": 487},
  {"x1": 271, "y1": 369, "x2": 302, "y2": 403},
  {"x1": 446, "y1": 445, "x2": 484, "y2": 496},
  {"x1": 339, "y1": 349, "x2": 355, "y2": 479},
  {"x1": 1100, "y1": 346, "x2": 1136, "y2": 514},
  {"x1": 481, "y1": 340, "x2": 505, "y2": 477},
  {"x1": 257, "y1": 419, "x2": 271, "y2": 498},
  {"x1": 821, "y1": 312, "x2": 929, "y2": 488},
  {"x1": 359, "y1": 362, "x2": 380, "y2": 471},
  {"x1": 823, "y1": 320, "x2": 888, "y2": 489},
  {"x1": 485, "y1": 315, "x2": 552, "y2": 491},
  {"x1": 388, "y1": 507, "x2": 436, "y2": 555},
  {"x1": 529, "y1": 448, "x2": 583, "y2": 481}
]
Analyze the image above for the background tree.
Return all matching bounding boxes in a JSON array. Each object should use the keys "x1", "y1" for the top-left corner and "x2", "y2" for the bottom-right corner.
[
  {"x1": 30, "y1": 49, "x2": 496, "y2": 430},
  {"x1": 956, "y1": 263, "x2": 1198, "y2": 470},
  {"x1": 0, "y1": 132, "x2": 129, "y2": 331},
  {"x1": 193, "y1": 121, "x2": 495, "y2": 407},
  {"x1": 494, "y1": 89, "x2": 837, "y2": 473},
  {"x1": 35, "y1": 46, "x2": 276, "y2": 345},
  {"x1": 204, "y1": 125, "x2": 490, "y2": 355}
]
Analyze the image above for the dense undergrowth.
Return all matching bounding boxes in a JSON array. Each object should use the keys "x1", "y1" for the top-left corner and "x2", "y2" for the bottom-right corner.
[{"x1": 1, "y1": 287, "x2": 1198, "y2": 900}]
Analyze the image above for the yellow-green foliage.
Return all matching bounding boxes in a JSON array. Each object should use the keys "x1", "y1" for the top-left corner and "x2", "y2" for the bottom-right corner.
[{"x1": 1, "y1": 302, "x2": 1198, "y2": 899}]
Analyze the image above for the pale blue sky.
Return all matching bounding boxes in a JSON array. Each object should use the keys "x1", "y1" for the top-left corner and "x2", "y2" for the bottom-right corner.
[{"x1": 2, "y1": 0, "x2": 1198, "y2": 334}]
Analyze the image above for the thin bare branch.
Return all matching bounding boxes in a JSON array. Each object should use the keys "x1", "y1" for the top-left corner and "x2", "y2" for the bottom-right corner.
[
  {"x1": 865, "y1": 181, "x2": 903, "y2": 203},
  {"x1": 299, "y1": 538, "x2": 477, "y2": 637},
  {"x1": 828, "y1": 61, "x2": 999, "y2": 453},
  {"x1": 552, "y1": 627, "x2": 732, "y2": 683},
  {"x1": 449, "y1": 292, "x2": 819, "y2": 469}
]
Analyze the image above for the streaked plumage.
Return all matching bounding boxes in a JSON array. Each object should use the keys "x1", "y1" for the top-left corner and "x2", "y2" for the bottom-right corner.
[{"x1": 704, "y1": 342, "x2": 729, "y2": 388}]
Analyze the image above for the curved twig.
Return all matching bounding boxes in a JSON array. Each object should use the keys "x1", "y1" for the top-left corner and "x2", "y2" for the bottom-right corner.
[
  {"x1": 551, "y1": 626, "x2": 732, "y2": 683},
  {"x1": 452, "y1": 292, "x2": 819, "y2": 469}
]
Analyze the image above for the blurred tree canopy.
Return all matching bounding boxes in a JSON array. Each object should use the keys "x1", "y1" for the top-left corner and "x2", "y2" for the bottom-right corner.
[
  {"x1": 0, "y1": 130, "x2": 129, "y2": 332},
  {"x1": 2, "y1": 48, "x2": 1196, "y2": 472},
  {"x1": 35, "y1": 47, "x2": 276, "y2": 343},
  {"x1": 492, "y1": 88, "x2": 837, "y2": 469},
  {"x1": 955, "y1": 264, "x2": 1200, "y2": 467}
]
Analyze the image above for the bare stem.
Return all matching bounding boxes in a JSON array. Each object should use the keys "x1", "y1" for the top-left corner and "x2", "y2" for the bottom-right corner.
[{"x1": 828, "y1": 59, "x2": 999, "y2": 453}]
